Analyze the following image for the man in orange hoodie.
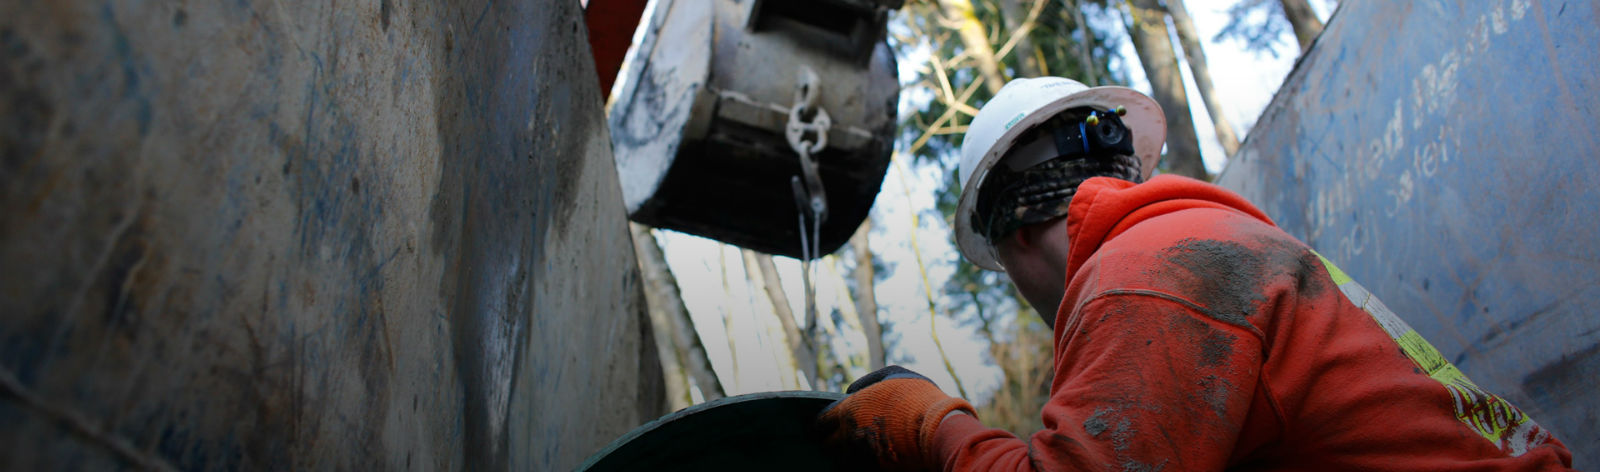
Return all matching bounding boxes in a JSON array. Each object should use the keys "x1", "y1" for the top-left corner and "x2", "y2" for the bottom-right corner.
[{"x1": 817, "y1": 77, "x2": 1574, "y2": 471}]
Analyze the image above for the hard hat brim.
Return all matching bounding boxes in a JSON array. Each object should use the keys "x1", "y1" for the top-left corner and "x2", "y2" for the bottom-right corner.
[{"x1": 954, "y1": 86, "x2": 1166, "y2": 271}]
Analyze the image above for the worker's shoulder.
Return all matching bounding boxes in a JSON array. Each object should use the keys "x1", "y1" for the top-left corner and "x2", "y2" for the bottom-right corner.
[
  {"x1": 1084, "y1": 206, "x2": 1322, "y2": 321},
  {"x1": 1108, "y1": 205, "x2": 1312, "y2": 274},
  {"x1": 1106, "y1": 204, "x2": 1295, "y2": 255}
]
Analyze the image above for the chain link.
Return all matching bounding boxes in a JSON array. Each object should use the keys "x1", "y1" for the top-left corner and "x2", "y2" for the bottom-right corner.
[
  {"x1": 786, "y1": 66, "x2": 831, "y2": 221},
  {"x1": 786, "y1": 66, "x2": 831, "y2": 346}
]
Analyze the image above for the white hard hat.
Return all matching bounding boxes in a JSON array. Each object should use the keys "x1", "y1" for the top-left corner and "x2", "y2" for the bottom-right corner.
[{"x1": 954, "y1": 77, "x2": 1166, "y2": 271}]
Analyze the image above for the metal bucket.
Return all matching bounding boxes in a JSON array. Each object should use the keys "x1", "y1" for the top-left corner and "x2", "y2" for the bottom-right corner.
[{"x1": 580, "y1": 391, "x2": 857, "y2": 471}]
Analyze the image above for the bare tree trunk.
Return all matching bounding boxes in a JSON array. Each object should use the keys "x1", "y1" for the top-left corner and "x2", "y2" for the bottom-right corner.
[
  {"x1": 1069, "y1": 0, "x2": 1099, "y2": 85},
  {"x1": 740, "y1": 250, "x2": 800, "y2": 389},
  {"x1": 813, "y1": 264, "x2": 861, "y2": 390},
  {"x1": 890, "y1": 158, "x2": 970, "y2": 399},
  {"x1": 849, "y1": 223, "x2": 886, "y2": 370},
  {"x1": 1166, "y1": 0, "x2": 1241, "y2": 157},
  {"x1": 743, "y1": 249, "x2": 819, "y2": 388},
  {"x1": 938, "y1": 0, "x2": 1007, "y2": 94},
  {"x1": 629, "y1": 224, "x2": 726, "y2": 402},
  {"x1": 646, "y1": 313, "x2": 691, "y2": 410},
  {"x1": 1279, "y1": 0, "x2": 1324, "y2": 52},
  {"x1": 638, "y1": 263, "x2": 691, "y2": 410},
  {"x1": 998, "y1": 0, "x2": 1042, "y2": 78},
  {"x1": 717, "y1": 244, "x2": 740, "y2": 392},
  {"x1": 825, "y1": 257, "x2": 868, "y2": 378},
  {"x1": 1123, "y1": 0, "x2": 1208, "y2": 180}
]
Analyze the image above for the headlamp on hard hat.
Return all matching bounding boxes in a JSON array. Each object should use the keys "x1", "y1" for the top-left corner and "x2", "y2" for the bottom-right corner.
[
  {"x1": 972, "y1": 106, "x2": 1143, "y2": 241},
  {"x1": 1000, "y1": 107, "x2": 1136, "y2": 172}
]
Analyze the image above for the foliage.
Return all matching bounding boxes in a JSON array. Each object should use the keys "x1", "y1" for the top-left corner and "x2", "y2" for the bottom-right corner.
[
  {"x1": 974, "y1": 311, "x2": 1055, "y2": 435},
  {"x1": 1211, "y1": 0, "x2": 1293, "y2": 57},
  {"x1": 1213, "y1": 0, "x2": 1338, "y2": 57},
  {"x1": 896, "y1": 0, "x2": 1126, "y2": 168}
]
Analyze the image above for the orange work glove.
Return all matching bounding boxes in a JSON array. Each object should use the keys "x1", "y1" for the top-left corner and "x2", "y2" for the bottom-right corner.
[{"x1": 817, "y1": 366, "x2": 976, "y2": 471}]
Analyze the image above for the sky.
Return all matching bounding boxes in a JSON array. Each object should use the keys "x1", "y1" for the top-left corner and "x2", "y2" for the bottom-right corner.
[{"x1": 639, "y1": 0, "x2": 1338, "y2": 403}]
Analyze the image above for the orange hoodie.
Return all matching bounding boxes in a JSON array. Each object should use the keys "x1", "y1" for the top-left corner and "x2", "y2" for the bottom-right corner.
[{"x1": 932, "y1": 175, "x2": 1573, "y2": 471}]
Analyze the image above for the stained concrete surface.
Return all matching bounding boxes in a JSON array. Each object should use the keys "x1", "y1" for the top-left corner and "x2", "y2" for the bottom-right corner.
[{"x1": 0, "y1": 0, "x2": 661, "y2": 469}]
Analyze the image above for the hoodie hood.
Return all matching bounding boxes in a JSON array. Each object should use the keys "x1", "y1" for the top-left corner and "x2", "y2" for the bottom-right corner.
[{"x1": 1064, "y1": 175, "x2": 1276, "y2": 280}]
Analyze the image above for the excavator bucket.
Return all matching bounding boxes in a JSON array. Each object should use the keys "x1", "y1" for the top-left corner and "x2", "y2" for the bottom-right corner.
[{"x1": 608, "y1": 0, "x2": 901, "y2": 259}]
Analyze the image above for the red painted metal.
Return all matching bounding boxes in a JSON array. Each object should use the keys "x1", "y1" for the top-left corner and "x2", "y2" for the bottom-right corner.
[{"x1": 586, "y1": 0, "x2": 651, "y2": 96}]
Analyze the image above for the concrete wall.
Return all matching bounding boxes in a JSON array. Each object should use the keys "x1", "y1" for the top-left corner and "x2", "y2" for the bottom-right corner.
[
  {"x1": 1217, "y1": 0, "x2": 1598, "y2": 465},
  {"x1": 0, "y1": 0, "x2": 661, "y2": 469}
]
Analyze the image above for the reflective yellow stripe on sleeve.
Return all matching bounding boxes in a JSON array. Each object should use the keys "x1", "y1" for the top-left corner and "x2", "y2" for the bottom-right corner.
[{"x1": 1310, "y1": 251, "x2": 1549, "y2": 454}]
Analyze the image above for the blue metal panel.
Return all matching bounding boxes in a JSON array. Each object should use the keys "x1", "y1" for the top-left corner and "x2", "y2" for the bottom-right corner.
[
  {"x1": 0, "y1": 0, "x2": 660, "y2": 469},
  {"x1": 1217, "y1": 0, "x2": 1599, "y2": 464}
]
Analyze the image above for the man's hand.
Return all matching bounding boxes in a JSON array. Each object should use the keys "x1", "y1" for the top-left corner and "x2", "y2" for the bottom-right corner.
[{"x1": 816, "y1": 366, "x2": 976, "y2": 471}]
